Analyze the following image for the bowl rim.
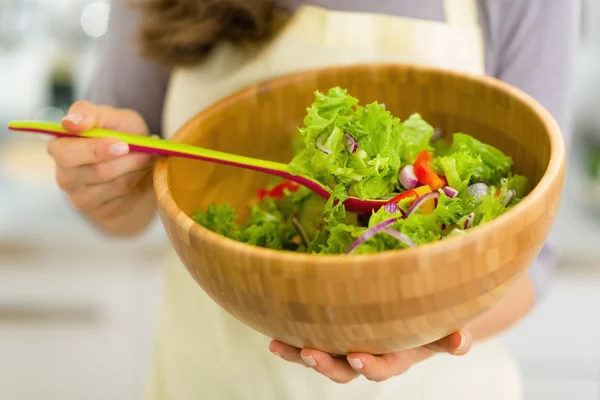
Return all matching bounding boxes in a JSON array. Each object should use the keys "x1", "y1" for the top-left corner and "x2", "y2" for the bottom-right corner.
[{"x1": 153, "y1": 62, "x2": 565, "y2": 266}]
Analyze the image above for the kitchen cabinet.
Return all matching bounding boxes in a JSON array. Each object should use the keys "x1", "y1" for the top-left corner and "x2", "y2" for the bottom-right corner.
[{"x1": 0, "y1": 249, "x2": 165, "y2": 400}]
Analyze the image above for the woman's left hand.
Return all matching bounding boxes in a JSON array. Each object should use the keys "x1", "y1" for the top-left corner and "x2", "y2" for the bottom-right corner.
[{"x1": 268, "y1": 330, "x2": 472, "y2": 384}]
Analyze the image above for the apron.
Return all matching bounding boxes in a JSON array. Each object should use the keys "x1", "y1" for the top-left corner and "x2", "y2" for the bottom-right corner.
[{"x1": 147, "y1": 2, "x2": 523, "y2": 399}]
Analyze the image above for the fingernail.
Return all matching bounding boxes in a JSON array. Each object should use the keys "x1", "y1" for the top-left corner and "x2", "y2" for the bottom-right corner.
[
  {"x1": 271, "y1": 351, "x2": 282, "y2": 358},
  {"x1": 347, "y1": 357, "x2": 363, "y2": 370},
  {"x1": 62, "y1": 113, "x2": 85, "y2": 125},
  {"x1": 457, "y1": 332, "x2": 467, "y2": 351},
  {"x1": 301, "y1": 354, "x2": 317, "y2": 367},
  {"x1": 110, "y1": 142, "x2": 129, "y2": 156}
]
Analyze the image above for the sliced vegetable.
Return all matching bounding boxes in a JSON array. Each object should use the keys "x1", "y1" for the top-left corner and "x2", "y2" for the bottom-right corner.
[
  {"x1": 382, "y1": 228, "x2": 416, "y2": 248},
  {"x1": 414, "y1": 185, "x2": 432, "y2": 196},
  {"x1": 258, "y1": 180, "x2": 301, "y2": 201},
  {"x1": 345, "y1": 218, "x2": 397, "y2": 254},
  {"x1": 315, "y1": 131, "x2": 332, "y2": 155},
  {"x1": 464, "y1": 212, "x2": 475, "y2": 229},
  {"x1": 384, "y1": 202, "x2": 402, "y2": 214},
  {"x1": 388, "y1": 189, "x2": 417, "y2": 204},
  {"x1": 404, "y1": 191, "x2": 440, "y2": 218},
  {"x1": 467, "y1": 183, "x2": 489, "y2": 200},
  {"x1": 399, "y1": 165, "x2": 419, "y2": 190},
  {"x1": 506, "y1": 174, "x2": 528, "y2": 198},
  {"x1": 297, "y1": 194, "x2": 336, "y2": 239},
  {"x1": 291, "y1": 217, "x2": 310, "y2": 246},
  {"x1": 414, "y1": 151, "x2": 447, "y2": 191},
  {"x1": 414, "y1": 185, "x2": 435, "y2": 214},
  {"x1": 502, "y1": 189, "x2": 517, "y2": 206},
  {"x1": 442, "y1": 186, "x2": 458, "y2": 198},
  {"x1": 344, "y1": 133, "x2": 358, "y2": 153},
  {"x1": 385, "y1": 185, "x2": 435, "y2": 215}
]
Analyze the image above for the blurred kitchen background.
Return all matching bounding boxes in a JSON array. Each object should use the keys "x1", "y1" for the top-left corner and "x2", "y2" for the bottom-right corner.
[{"x1": 0, "y1": 0, "x2": 599, "y2": 399}]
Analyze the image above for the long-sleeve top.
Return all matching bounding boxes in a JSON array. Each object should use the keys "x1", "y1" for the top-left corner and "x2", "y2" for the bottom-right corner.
[{"x1": 86, "y1": 0, "x2": 581, "y2": 301}]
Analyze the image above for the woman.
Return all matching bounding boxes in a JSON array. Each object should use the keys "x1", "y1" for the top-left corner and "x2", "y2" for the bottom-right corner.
[{"x1": 47, "y1": 0, "x2": 579, "y2": 399}]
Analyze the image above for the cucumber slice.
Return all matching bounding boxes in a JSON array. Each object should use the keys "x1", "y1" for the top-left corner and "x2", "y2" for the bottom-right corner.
[
  {"x1": 297, "y1": 194, "x2": 359, "y2": 240},
  {"x1": 297, "y1": 195, "x2": 327, "y2": 239}
]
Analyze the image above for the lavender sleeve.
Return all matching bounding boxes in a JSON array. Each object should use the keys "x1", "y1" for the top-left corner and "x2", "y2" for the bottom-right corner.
[
  {"x1": 85, "y1": 0, "x2": 170, "y2": 136},
  {"x1": 482, "y1": 0, "x2": 580, "y2": 300}
]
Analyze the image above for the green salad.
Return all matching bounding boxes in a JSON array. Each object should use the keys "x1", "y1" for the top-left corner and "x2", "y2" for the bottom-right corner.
[{"x1": 193, "y1": 87, "x2": 529, "y2": 255}]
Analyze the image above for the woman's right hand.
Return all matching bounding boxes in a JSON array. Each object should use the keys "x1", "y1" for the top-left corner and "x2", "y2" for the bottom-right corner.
[{"x1": 47, "y1": 101, "x2": 157, "y2": 235}]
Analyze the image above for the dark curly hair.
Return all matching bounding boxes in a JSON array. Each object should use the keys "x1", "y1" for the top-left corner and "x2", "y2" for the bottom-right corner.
[{"x1": 137, "y1": 0, "x2": 276, "y2": 67}]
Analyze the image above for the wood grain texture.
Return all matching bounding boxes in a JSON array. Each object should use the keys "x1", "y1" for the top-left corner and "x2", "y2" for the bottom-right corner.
[{"x1": 153, "y1": 64, "x2": 566, "y2": 355}]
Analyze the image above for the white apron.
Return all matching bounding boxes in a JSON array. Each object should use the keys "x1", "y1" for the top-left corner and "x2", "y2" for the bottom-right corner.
[{"x1": 147, "y1": 2, "x2": 523, "y2": 399}]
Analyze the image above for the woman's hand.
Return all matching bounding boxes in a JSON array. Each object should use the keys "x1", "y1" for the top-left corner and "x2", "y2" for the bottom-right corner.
[
  {"x1": 268, "y1": 330, "x2": 472, "y2": 384},
  {"x1": 47, "y1": 100, "x2": 157, "y2": 236}
]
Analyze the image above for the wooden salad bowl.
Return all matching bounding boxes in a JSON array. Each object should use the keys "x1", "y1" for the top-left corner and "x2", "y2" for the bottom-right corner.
[{"x1": 153, "y1": 64, "x2": 566, "y2": 355}]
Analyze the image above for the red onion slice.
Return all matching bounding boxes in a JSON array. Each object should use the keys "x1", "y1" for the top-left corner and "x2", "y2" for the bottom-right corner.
[
  {"x1": 403, "y1": 191, "x2": 440, "y2": 218},
  {"x1": 442, "y1": 186, "x2": 458, "y2": 198},
  {"x1": 344, "y1": 133, "x2": 358, "y2": 153},
  {"x1": 399, "y1": 165, "x2": 418, "y2": 190},
  {"x1": 464, "y1": 212, "x2": 475, "y2": 229},
  {"x1": 467, "y1": 183, "x2": 489, "y2": 199},
  {"x1": 345, "y1": 218, "x2": 397, "y2": 254},
  {"x1": 315, "y1": 131, "x2": 332, "y2": 155},
  {"x1": 291, "y1": 217, "x2": 310, "y2": 246},
  {"x1": 382, "y1": 228, "x2": 416, "y2": 248},
  {"x1": 502, "y1": 189, "x2": 516, "y2": 206},
  {"x1": 384, "y1": 202, "x2": 401, "y2": 214}
]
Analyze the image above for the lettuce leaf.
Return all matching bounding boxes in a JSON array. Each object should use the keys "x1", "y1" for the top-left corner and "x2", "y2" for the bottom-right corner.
[
  {"x1": 288, "y1": 88, "x2": 433, "y2": 200},
  {"x1": 432, "y1": 151, "x2": 481, "y2": 192},
  {"x1": 432, "y1": 191, "x2": 464, "y2": 226},
  {"x1": 447, "y1": 133, "x2": 513, "y2": 185},
  {"x1": 399, "y1": 113, "x2": 435, "y2": 165},
  {"x1": 193, "y1": 191, "x2": 308, "y2": 251},
  {"x1": 192, "y1": 204, "x2": 240, "y2": 240},
  {"x1": 506, "y1": 174, "x2": 528, "y2": 199},
  {"x1": 471, "y1": 194, "x2": 508, "y2": 227}
]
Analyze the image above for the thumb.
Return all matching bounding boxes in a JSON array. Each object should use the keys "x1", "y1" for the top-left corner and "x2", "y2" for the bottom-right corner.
[
  {"x1": 61, "y1": 100, "x2": 149, "y2": 136},
  {"x1": 61, "y1": 101, "x2": 98, "y2": 134},
  {"x1": 425, "y1": 330, "x2": 472, "y2": 356}
]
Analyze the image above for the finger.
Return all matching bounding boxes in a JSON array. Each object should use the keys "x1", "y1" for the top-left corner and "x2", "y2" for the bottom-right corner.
[
  {"x1": 56, "y1": 152, "x2": 154, "y2": 189},
  {"x1": 87, "y1": 172, "x2": 154, "y2": 222},
  {"x1": 300, "y1": 349, "x2": 358, "y2": 384},
  {"x1": 346, "y1": 351, "x2": 421, "y2": 382},
  {"x1": 48, "y1": 137, "x2": 131, "y2": 168},
  {"x1": 268, "y1": 340, "x2": 305, "y2": 365},
  {"x1": 69, "y1": 168, "x2": 151, "y2": 212},
  {"x1": 426, "y1": 330, "x2": 471, "y2": 356},
  {"x1": 62, "y1": 101, "x2": 148, "y2": 135}
]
